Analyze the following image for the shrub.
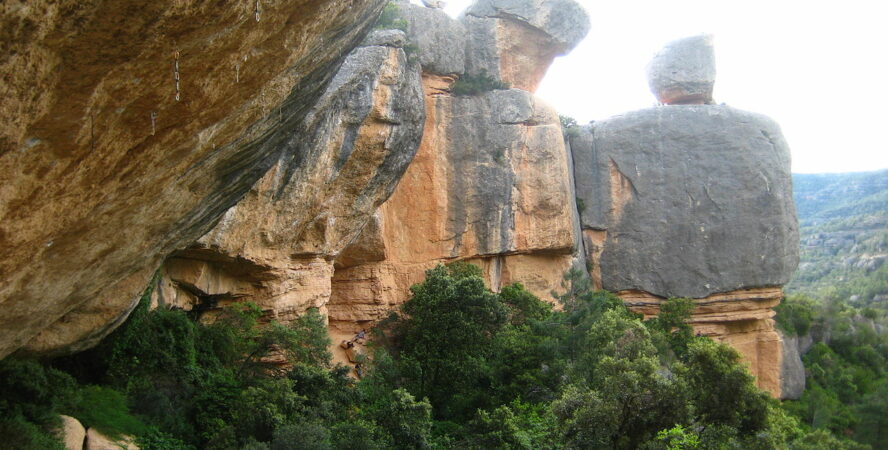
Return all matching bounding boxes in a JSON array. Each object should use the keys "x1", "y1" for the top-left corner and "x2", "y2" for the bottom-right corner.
[
  {"x1": 374, "y1": 2, "x2": 407, "y2": 31},
  {"x1": 0, "y1": 415, "x2": 65, "y2": 450},
  {"x1": 0, "y1": 357, "x2": 78, "y2": 425},
  {"x1": 775, "y1": 294, "x2": 817, "y2": 336},
  {"x1": 67, "y1": 385, "x2": 148, "y2": 437},
  {"x1": 451, "y1": 71, "x2": 509, "y2": 96}
]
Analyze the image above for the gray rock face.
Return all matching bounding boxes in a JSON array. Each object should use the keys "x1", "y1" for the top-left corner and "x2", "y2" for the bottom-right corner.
[
  {"x1": 201, "y1": 42, "x2": 425, "y2": 257},
  {"x1": 397, "y1": 2, "x2": 467, "y2": 75},
  {"x1": 460, "y1": 0, "x2": 589, "y2": 91},
  {"x1": 464, "y1": 0, "x2": 591, "y2": 49},
  {"x1": 571, "y1": 105, "x2": 799, "y2": 298},
  {"x1": 361, "y1": 29, "x2": 408, "y2": 48},
  {"x1": 436, "y1": 88, "x2": 574, "y2": 256},
  {"x1": 647, "y1": 34, "x2": 716, "y2": 105},
  {"x1": 780, "y1": 332, "x2": 807, "y2": 400}
]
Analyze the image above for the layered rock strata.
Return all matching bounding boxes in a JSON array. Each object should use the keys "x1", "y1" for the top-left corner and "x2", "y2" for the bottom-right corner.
[{"x1": 2, "y1": 0, "x2": 389, "y2": 357}]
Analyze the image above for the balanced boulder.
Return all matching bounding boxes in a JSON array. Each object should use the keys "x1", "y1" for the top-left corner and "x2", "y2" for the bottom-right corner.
[{"x1": 647, "y1": 34, "x2": 716, "y2": 104}]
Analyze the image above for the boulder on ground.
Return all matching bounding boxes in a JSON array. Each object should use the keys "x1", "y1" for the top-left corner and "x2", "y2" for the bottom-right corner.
[{"x1": 54, "y1": 415, "x2": 86, "y2": 450}]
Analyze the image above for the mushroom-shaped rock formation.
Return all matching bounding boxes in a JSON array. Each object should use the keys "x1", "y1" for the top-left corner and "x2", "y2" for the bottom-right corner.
[
  {"x1": 570, "y1": 37, "x2": 799, "y2": 397},
  {"x1": 647, "y1": 34, "x2": 716, "y2": 104}
]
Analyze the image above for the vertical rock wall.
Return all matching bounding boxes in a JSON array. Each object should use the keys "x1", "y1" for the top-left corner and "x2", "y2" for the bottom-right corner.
[
  {"x1": 325, "y1": 2, "x2": 589, "y2": 349},
  {"x1": 146, "y1": 32, "x2": 426, "y2": 333}
]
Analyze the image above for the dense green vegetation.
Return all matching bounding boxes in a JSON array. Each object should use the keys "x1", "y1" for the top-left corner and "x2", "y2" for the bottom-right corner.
[
  {"x1": 2, "y1": 263, "x2": 857, "y2": 449},
  {"x1": 776, "y1": 294, "x2": 888, "y2": 449},
  {"x1": 774, "y1": 169, "x2": 888, "y2": 449}
]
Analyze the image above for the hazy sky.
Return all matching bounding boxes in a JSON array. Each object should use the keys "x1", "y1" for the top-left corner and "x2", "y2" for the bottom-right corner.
[{"x1": 414, "y1": 0, "x2": 888, "y2": 174}]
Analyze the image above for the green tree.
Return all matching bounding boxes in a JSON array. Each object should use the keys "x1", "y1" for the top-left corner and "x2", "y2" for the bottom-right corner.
[
  {"x1": 372, "y1": 388, "x2": 432, "y2": 450},
  {"x1": 855, "y1": 381, "x2": 888, "y2": 448},
  {"x1": 681, "y1": 338, "x2": 771, "y2": 435},
  {"x1": 395, "y1": 264, "x2": 508, "y2": 417}
]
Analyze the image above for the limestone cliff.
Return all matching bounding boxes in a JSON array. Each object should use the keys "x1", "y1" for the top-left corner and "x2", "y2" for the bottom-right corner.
[
  {"x1": 149, "y1": 31, "x2": 424, "y2": 330},
  {"x1": 2, "y1": 0, "x2": 800, "y2": 399},
  {"x1": 142, "y1": 0, "x2": 589, "y2": 362},
  {"x1": 325, "y1": 1, "x2": 588, "y2": 349},
  {"x1": 1, "y1": 0, "x2": 389, "y2": 357}
]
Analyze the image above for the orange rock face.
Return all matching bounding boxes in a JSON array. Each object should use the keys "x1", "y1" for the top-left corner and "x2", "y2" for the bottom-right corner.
[
  {"x1": 621, "y1": 287, "x2": 785, "y2": 397},
  {"x1": 326, "y1": 73, "x2": 578, "y2": 363},
  {"x1": 2, "y1": 0, "x2": 389, "y2": 357},
  {"x1": 142, "y1": 39, "x2": 424, "y2": 323}
]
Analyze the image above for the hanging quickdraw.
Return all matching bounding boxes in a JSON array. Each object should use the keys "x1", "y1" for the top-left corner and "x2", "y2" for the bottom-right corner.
[
  {"x1": 235, "y1": 64, "x2": 240, "y2": 83},
  {"x1": 174, "y1": 51, "x2": 181, "y2": 101},
  {"x1": 150, "y1": 111, "x2": 157, "y2": 136},
  {"x1": 255, "y1": 0, "x2": 261, "y2": 22}
]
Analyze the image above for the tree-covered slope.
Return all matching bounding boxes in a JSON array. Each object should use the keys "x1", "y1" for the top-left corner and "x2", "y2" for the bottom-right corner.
[
  {"x1": 788, "y1": 170, "x2": 888, "y2": 305},
  {"x1": 776, "y1": 169, "x2": 888, "y2": 449}
]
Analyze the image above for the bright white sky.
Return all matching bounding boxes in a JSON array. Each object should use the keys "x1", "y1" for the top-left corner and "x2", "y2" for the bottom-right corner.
[{"x1": 412, "y1": 0, "x2": 888, "y2": 174}]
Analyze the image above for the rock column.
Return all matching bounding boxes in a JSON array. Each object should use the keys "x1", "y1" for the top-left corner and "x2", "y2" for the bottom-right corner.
[{"x1": 570, "y1": 35, "x2": 800, "y2": 397}]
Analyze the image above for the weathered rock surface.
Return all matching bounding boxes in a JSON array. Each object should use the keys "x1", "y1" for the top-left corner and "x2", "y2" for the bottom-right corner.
[
  {"x1": 55, "y1": 415, "x2": 86, "y2": 450},
  {"x1": 1, "y1": 0, "x2": 388, "y2": 358},
  {"x1": 462, "y1": 0, "x2": 590, "y2": 91},
  {"x1": 572, "y1": 105, "x2": 799, "y2": 299},
  {"x1": 328, "y1": 84, "x2": 577, "y2": 332},
  {"x1": 397, "y1": 2, "x2": 467, "y2": 75},
  {"x1": 647, "y1": 34, "x2": 716, "y2": 104},
  {"x1": 571, "y1": 103, "x2": 799, "y2": 397},
  {"x1": 779, "y1": 331, "x2": 807, "y2": 400},
  {"x1": 149, "y1": 34, "x2": 425, "y2": 323},
  {"x1": 325, "y1": 2, "x2": 587, "y2": 354},
  {"x1": 362, "y1": 29, "x2": 408, "y2": 48},
  {"x1": 85, "y1": 428, "x2": 138, "y2": 450}
]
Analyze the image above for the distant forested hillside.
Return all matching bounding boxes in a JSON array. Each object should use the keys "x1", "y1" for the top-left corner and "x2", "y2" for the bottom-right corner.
[
  {"x1": 777, "y1": 169, "x2": 888, "y2": 449},
  {"x1": 788, "y1": 170, "x2": 888, "y2": 306}
]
